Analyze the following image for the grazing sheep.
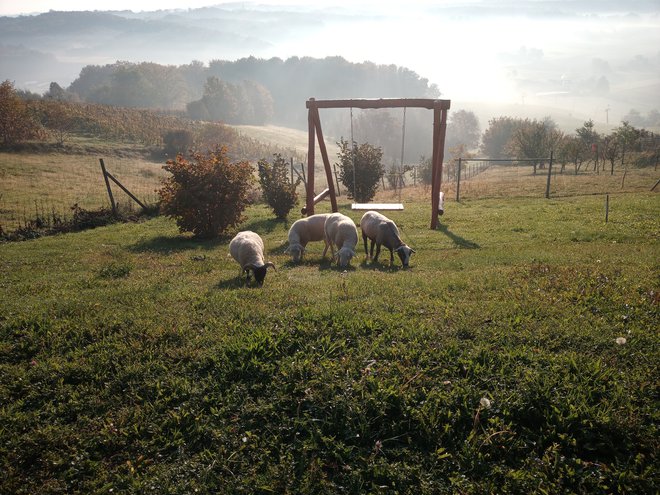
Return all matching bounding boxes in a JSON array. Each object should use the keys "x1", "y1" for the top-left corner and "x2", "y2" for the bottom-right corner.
[
  {"x1": 323, "y1": 212, "x2": 358, "y2": 268},
  {"x1": 360, "y1": 211, "x2": 415, "y2": 267},
  {"x1": 286, "y1": 213, "x2": 331, "y2": 263},
  {"x1": 229, "y1": 230, "x2": 275, "y2": 286}
]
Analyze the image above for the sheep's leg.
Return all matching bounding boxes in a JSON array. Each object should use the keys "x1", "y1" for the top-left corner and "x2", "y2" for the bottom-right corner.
[
  {"x1": 373, "y1": 243, "x2": 381, "y2": 263},
  {"x1": 389, "y1": 248, "x2": 395, "y2": 266},
  {"x1": 322, "y1": 238, "x2": 332, "y2": 259},
  {"x1": 362, "y1": 232, "x2": 369, "y2": 259},
  {"x1": 369, "y1": 239, "x2": 376, "y2": 260}
]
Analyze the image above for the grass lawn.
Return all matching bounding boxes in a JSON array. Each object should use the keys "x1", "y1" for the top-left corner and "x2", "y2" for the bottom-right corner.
[{"x1": 0, "y1": 193, "x2": 658, "y2": 493}]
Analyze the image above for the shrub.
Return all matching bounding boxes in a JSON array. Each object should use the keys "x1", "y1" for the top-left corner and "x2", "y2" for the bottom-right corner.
[
  {"x1": 158, "y1": 146, "x2": 253, "y2": 238},
  {"x1": 162, "y1": 129, "x2": 193, "y2": 158},
  {"x1": 336, "y1": 138, "x2": 384, "y2": 202},
  {"x1": 417, "y1": 155, "x2": 433, "y2": 186},
  {"x1": 258, "y1": 153, "x2": 300, "y2": 219}
]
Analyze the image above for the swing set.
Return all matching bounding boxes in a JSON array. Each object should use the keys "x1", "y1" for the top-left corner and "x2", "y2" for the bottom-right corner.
[{"x1": 304, "y1": 98, "x2": 450, "y2": 229}]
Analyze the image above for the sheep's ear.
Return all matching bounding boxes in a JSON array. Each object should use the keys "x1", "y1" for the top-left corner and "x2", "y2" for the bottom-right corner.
[
  {"x1": 411, "y1": 248, "x2": 416, "y2": 253},
  {"x1": 265, "y1": 262, "x2": 276, "y2": 271}
]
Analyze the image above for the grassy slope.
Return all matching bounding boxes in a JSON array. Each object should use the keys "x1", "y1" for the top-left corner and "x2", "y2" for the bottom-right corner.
[{"x1": 0, "y1": 194, "x2": 658, "y2": 493}]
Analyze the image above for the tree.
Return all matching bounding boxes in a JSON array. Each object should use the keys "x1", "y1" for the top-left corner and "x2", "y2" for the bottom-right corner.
[
  {"x1": 445, "y1": 109, "x2": 480, "y2": 152},
  {"x1": 576, "y1": 119, "x2": 600, "y2": 170},
  {"x1": 601, "y1": 133, "x2": 621, "y2": 175},
  {"x1": 615, "y1": 121, "x2": 641, "y2": 168},
  {"x1": 258, "y1": 154, "x2": 300, "y2": 219},
  {"x1": 480, "y1": 116, "x2": 521, "y2": 159},
  {"x1": 38, "y1": 100, "x2": 80, "y2": 145},
  {"x1": 0, "y1": 80, "x2": 45, "y2": 145},
  {"x1": 158, "y1": 146, "x2": 254, "y2": 238},
  {"x1": 510, "y1": 117, "x2": 563, "y2": 174},
  {"x1": 336, "y1": 139, "x2": 384, "y2": 203}
]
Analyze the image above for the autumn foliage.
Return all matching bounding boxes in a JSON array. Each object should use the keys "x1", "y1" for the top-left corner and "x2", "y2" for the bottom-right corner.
[
  {"x1": 158, "y1": 147, "x2": 254, "y2": 238},
  {"x1": 0, "y1": 80, "x2": 45, "y2": 145}
]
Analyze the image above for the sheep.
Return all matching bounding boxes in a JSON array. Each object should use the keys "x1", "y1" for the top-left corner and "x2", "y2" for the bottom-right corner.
[
  {"x1": 286, "y1": 213, "x2": 331, "y2": 263},
  {"x1": 229, "y1": 230, "x2": 276, "y2": 286},
  {"x1": 360, "y1": 211, "x2": 415, "y2": 267},
  {"x1": 323, "y1": 212, "x2": 358, "y2": 268}
]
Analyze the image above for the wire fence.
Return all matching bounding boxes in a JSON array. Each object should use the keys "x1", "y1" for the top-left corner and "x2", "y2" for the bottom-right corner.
[
  {"x1": 2, "y1": 151, "x2": 657, "y2": 233},
  {"x1": 0, "y1": 153, "x2": 165, "y2": 231},
  {"x1": 300, "y1": 156, "x2": 659, "y2": 205}
]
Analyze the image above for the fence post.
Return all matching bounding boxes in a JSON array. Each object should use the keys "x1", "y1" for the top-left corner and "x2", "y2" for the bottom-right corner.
[
  {"x1": 456, "y1": 157, "x2": 462, "y2": 202},
  {"x1": 99, "y1": 158, "x2": 117, "y2": 216},
  {"x1": 333, "y1": 163, "x2": 341, "y2": 196},
  {"x1": 545, "y1": 151, "x2": 554, "y2": 199},
  {"x1": 605, "y1": 194, "x2": 609, "y2": 223}
]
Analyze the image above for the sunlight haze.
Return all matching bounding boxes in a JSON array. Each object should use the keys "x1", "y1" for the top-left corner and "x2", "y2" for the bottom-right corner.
[{"x1": 1, "y1": 0, "x2": 658, "y2": 128}]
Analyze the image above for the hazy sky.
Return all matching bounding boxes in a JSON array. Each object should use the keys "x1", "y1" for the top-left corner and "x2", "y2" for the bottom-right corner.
[
  {"x1": 1, "y1": 0, "x2": 416, "y2": 16},
  {"x1": 2, "y1": 0, "x2": 658, "y2": 120}
]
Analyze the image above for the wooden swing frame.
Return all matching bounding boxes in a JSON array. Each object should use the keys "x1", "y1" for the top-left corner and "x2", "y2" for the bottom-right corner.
[{"x1": 305, "y1": 97, "x2": 450, "y2": 229}]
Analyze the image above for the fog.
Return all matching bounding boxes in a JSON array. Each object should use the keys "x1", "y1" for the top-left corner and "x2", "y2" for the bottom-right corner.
[{"x1": 1, "y1": 0, "x2": 659, "y2": 129}]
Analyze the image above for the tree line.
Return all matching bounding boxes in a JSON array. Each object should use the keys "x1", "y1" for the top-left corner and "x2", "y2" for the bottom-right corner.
[
  {"x1": 0, "y1": 80, "x2": 296, "y2": 162},
  {"x1": 45, "y1": 57, "x2": 439, "y2": 129},
  {"x1": 477, "y1": 116, "x2": 658, "y2": 175}
]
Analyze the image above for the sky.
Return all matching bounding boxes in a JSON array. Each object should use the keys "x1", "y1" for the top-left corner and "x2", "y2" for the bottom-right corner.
[
  {"x1": 2, "y1": 0, "x2": 658, "y2": 124},
  {"x1": 1, "y1": 0, "x2": 406, "y2": 16}
]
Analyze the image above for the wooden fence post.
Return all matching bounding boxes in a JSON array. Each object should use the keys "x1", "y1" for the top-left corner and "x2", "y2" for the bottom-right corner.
[
  {"x1": 99, "y1": 158, "x2": 117, "y2": 216},
  {"x1": 99, "y1": 158, "x2": 148, "y2": 213}
]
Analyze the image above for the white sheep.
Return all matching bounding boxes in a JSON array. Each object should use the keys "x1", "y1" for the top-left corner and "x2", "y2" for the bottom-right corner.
[
  {"x1": 229, "y1": 230, "x2": 276, "y2": 285},
  {"x1": 360, "y1": 211, "x2": 415, "y2": 267},
  {"x1": 286, "y1": 213, "x2": 331, "y2": 263},
  {"x1": 323, "y1": 212, "x2": 358, "y2": 268}
]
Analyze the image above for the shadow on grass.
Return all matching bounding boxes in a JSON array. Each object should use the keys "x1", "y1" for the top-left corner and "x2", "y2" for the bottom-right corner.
[
  {"x1": 129, "y1": 234, "x2": 227, "y2": 253},
  {"x1": 215, "y1": 277, "x2": 260, "y2": 290},
  {"x1": 359, "y1": 259, "x2": 410, "y2": 272},
  {"x1": 243, "y1": 217, "x2": 289, "y2": 235},
  {"x1": 436, "y1": 223, "x2": 480, "y2": 249}
]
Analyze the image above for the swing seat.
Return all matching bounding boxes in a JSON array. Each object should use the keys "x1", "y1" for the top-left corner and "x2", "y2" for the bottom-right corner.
[{"x1": 351, "y1": 203, "x2": 404, "y2": 211}]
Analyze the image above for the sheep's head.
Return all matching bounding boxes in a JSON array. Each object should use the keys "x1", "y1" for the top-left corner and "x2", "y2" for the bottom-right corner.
[
  {"x1": 287, "y1": 243, "x2": 304, "y2": 263},
  {"x1": 335, "y1": 247, "x2": 355, "y2": 268},
  {"x1": 395, "y1": 245, "x2": 415, "y2": 267},
  {"x1": 245, "y1": 262, "x2": 276, "y2": 286}
]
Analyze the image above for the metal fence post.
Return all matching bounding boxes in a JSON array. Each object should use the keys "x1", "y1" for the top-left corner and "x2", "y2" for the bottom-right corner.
[
  {"x1": 545, "y1": 151, "x2": 554, "y2": 199},
  {"x1": 456, "y1": 157, "x2": 462, "y2": 202}
]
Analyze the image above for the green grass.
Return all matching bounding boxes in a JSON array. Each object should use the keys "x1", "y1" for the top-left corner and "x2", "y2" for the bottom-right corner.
[{"x1": 1, "y1": 194, "x2": 658, "y2": 494}]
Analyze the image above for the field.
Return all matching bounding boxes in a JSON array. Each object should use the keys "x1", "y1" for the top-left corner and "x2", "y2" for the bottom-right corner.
[
  {"x1": 0, "y1": 146, "x2": 165, "y2": 231},
  {"x1": 1, "y1": 190, "x2": 658, "y2": 493}
]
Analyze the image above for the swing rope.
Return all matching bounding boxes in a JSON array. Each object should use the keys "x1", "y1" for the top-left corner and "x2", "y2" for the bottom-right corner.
[
  {"x1": 350, "y1": 107, "x2": 357, "y2": 201},
  {"x1": 400, "y1": 106, "x2": 406, "y2": 170}
]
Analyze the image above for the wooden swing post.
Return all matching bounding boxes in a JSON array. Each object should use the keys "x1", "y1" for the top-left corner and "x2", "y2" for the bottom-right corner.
[{"x1": 305, "y1": 98, "x2": 450, "y2": 228}]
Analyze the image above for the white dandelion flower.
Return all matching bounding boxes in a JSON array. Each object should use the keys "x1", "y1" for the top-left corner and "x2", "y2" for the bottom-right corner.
[
  {"x1": 615, "y1": 337, "x2": 627, "y2": 345},
  {"x1": 480, "y1": 397, "x2": 492, "y2": 409}
]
